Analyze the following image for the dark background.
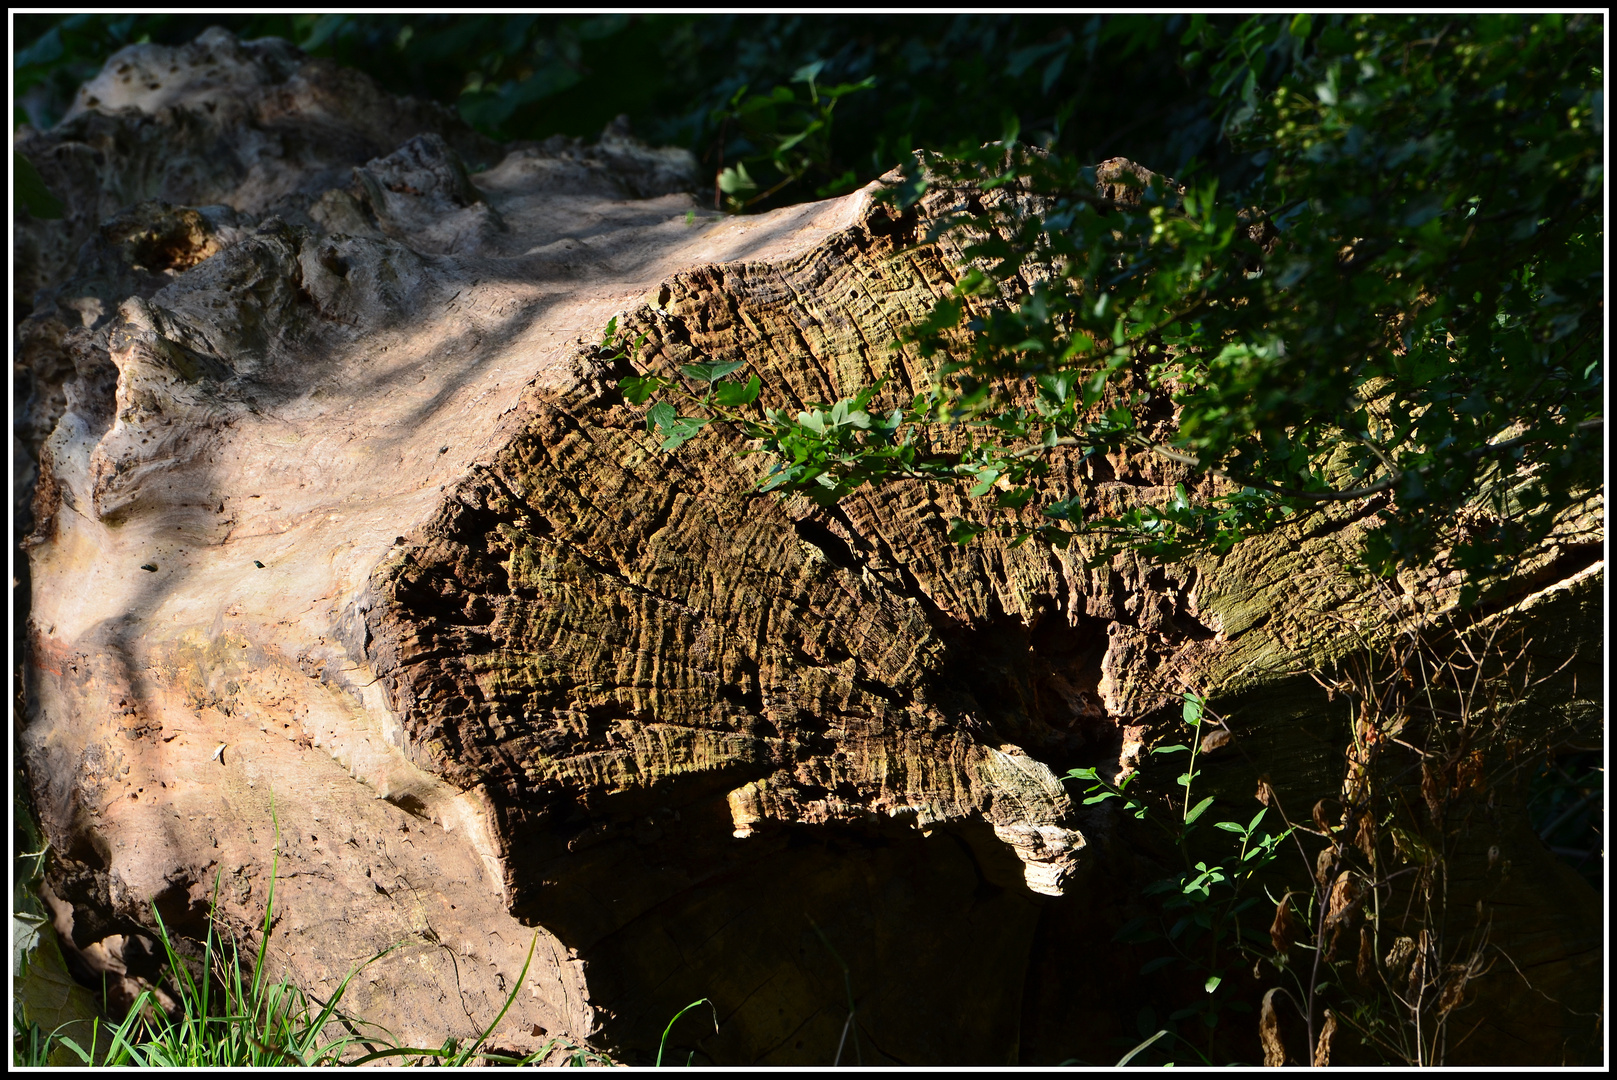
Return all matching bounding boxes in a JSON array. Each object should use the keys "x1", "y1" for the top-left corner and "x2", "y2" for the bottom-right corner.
[{"x1": 14, "y1": 14, "x2": 1256, "y2": 212}]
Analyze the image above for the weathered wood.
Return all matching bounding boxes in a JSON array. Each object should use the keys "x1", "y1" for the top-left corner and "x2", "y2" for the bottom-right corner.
[{"x1": 16, "y1": 30, "x2": 1602, "y2": 1065}]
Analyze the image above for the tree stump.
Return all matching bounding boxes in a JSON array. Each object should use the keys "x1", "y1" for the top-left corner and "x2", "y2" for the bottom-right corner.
[{"x1": 15, "y1": 29, "x2": 1603, "y2": 1065}]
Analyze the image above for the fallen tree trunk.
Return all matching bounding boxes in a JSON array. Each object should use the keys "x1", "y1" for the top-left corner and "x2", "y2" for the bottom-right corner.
[{"x1": 15, "y1": 29, "x2": 1603, "y2": 1065}]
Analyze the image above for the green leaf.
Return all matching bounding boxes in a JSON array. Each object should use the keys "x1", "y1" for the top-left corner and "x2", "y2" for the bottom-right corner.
[
  {"x1": 683, "y1": 360, "x2": 746, "y2": 384},
  {"x1": 1204, "y1": 974, "x2": 1222, "y2": 994},
  {"x1": 619, "y1": 375, "x2": 663, "y2": 406},
  {"x1": 718, "y1": 162, "x2": 757, "y2": 196},
  {"x1": 947, "y1": 518, "x2": 988, "y2": 545},
  {"x1": 1182, "y1": 691, "x2": 1204, "y2": 727},
  {"x1": 714, "y1": 374, "x2": 761, "y2": 407},
  {"x1": 996, "y1": 486, "x2": 1035, "y2": 510},
  {"x1": 1151, "y1": 744, "x2": 1190, "y2": 755},
  {"x1": 13, "y1": 916, "x2": 104, "y2": 1064},
  {"x1": 658, "y1": 417, "x2": 710, "y2": 451},
  {"x1": 793, "y1": 59, "x2": 827, "y2": 87},
  {"x1": 1184, "y1": 796, "x2": 1215, "y2": 826},
  {"x1": 14, "y1": 26, "x2": 64, "y2": 69},
  {"x1": 646, "y1": 401, "x2": 677, "y2": 432},
  {"x1": 1212, "y1": 821, "x2": 1246, "y2": 833},
  {"x1": 1139, "y1": 956, "x2": 1177, "y2": 975},
  {"x1": 14, "y1": 151, "x2": 63, "y2": 219}
]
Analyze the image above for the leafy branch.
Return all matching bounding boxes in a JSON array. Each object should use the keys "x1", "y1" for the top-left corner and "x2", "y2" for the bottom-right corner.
[
  {"x1": 711, "y1": 61, "x2": 876, "y2": 211},
  {"x1": 621, "y1": 15, "x2": 1602, "y2": 600}
]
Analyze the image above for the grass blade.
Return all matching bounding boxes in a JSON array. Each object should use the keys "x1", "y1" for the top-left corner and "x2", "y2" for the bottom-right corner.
[
  {"x1": 656, "y1": 997, "x2": 717, "y2": 1066},
  {"x1": 456, "y1": 930, "x2": 538, "y2": 1064},
  {"x1": 1116, "y1": 1027, "x2": 1170, "y2": 1065}
]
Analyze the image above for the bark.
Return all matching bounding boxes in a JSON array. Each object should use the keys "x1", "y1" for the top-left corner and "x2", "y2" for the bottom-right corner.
[{"x1": 15, "y1": 30, "x2": 1604, "y2": 1065}]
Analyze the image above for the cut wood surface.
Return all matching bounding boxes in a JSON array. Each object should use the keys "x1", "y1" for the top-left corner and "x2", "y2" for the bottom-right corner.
[{"x1": 15, "y1": 29, "x2": 1603, "y2": 1064}]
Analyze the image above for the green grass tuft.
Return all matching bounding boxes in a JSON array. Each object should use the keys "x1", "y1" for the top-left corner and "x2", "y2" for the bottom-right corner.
[{"x1": 14, "y1": 800, "x2": 612, "y2": 1068}]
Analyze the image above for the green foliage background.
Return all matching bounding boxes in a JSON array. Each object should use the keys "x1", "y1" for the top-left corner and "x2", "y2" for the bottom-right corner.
[{"x1": 14, "y1": 13, "x2": 1256, "y2": 211}]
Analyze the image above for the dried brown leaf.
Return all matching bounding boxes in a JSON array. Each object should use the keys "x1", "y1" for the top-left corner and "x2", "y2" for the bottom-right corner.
[
  {"x1": 1324, "y1": 870, "x2": 1363, "y2": 930},
  {"x1": 1384, "y1": 934, "x2": 1416, "y2": 977},
  {"x1": 1259, "y1": 987, "x2": 1288, "y2": 1067},
  {"x1": 1315, "y1": 845, "x2": 1338, "y2": 890},
  {"x1": 1255, "y1": 775, "x2": 1274, "y2": 807},
  {"x1": 1421, "y1": 759, "x2": 1447, "y2": 824},
  {"x1": 1355, "y1": 812, "x2": 1376, "y2": 860},
  {"x1": 1356, "y1": 926, "x2": 1375, "y2": 984},
  {"x1": 1438, "y1": 961, "x2": 1472, "y2": 1016},
  {"x1": 1199, "y1": 727, "x2": 1232, "y2": 753},
  {"x1": 1455, "y1": 749, "x2": 1486, "y2": 792},
  {"x1": 1323, "y1": 920, "x2": 1345, "y2": 962},
  {"x1": 1406, "y1": 930, "x2": 1430, "y2": 1000},
  {"x1": 1312, "y1": 1009, "x2": 1338, "y2": 1067},
  {"x1": 1270, "y1": 892, "x2": 1301, "y2": 955},
  {"x1": 1312, "y1": 798, "x2": 1334, "y2": 835}
]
